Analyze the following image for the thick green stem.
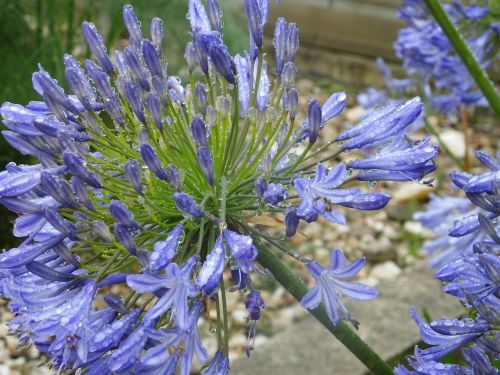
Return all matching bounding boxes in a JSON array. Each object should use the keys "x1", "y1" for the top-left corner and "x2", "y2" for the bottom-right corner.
[
  {"x1": 256, "y1": 245, "x2": 393, "y2": 375},
  {"x1": 423, "y1": 0, "x2": 500, "y2": 119}
]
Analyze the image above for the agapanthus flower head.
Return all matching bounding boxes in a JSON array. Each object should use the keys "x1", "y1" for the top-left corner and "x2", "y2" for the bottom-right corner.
[
  {"x1": 0, "y1": 1, "x2": 435, "y2": 372},
  {"x1": 394, "y1": 0, "x2": 498, "y2": 115},
  {"x1": 401, "y1": 148, "x2": 500, "y2": 372}
]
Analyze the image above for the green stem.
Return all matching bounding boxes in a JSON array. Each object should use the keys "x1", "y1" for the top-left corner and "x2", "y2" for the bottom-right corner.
[
  {"x1": 220, "y1": 277, "x2": 230, "y2": 356},
  {"x1": 255, "y1": 245, "x2": 393, "y2": 375},
  {"x1": 423, "y1": 0, "x2": 500, "y2": 119}
]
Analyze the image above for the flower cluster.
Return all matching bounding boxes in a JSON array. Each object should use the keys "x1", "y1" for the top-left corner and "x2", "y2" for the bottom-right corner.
[
  {"x1": 394, "y1": 0, "x2": 500, "y2": 115},
  {"x1": 398, "y1": 151, "x2": 499, "y2": 373},
  {"x1": 0, "y1": 0, "x2": 435, "y2": 373}
]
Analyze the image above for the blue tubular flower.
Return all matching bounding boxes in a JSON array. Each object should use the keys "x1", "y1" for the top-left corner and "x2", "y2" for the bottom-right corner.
[
  {"x1": 127, "y1": 256, "x2": 198, "y2": 328},
  {"x1": 409, "y1": 306, "x2": 487, "y2": 362},
  {"x1": 338, "y1": 97, "x2": 424, "y2": 149},
  {"x1": 294, "y1": 163, "x2": 386, "y2": 224},
  {"x1": 202, "y1": 350, "x2": 230, "y2": 375},
  {"x1": 138, "y1": 301, "x2": 208, "y2": 375},
  {"x1": 197, "y1": 236, "x2": 225, "y2": 295},
  {"x1": 301, "y1": 249, "x2": 377, "y2": 327},
  {"x1": 349, "y1": 137, "x2": 438, "y2": 172}
]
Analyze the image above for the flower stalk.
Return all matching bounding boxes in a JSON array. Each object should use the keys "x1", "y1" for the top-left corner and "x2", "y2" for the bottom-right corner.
[{"x1": 255, "y1": 245, "x2": 393, "y2": 375}]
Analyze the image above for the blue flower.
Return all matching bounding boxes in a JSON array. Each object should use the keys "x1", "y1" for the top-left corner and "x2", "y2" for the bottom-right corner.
[
  {"x1": 300, "y1": 249, "x2": 377, "y2": 327},
  {"x1": 294, "y1": 163, "x2": 390, "y2": 224},
  {"x1": 202, "y1": 350, "x2": 230, "y2": 375},
  {"x1": 409, "y1": 306, "x2": 487, "y2": 362},
  {"x1": 197, "y1": 236, "x2": 225, "y2": 295},
  {"x1": 127, "y1": 256, "x2": 199, "y2": 329},
  {"x1": 137, "y1": 301, "x2": 208, "y2": 375}
]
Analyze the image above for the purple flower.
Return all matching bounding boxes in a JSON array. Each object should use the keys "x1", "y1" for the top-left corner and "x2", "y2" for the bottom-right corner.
[
  {"x1": 174, "y1": 192, "x2": 204, "y2": 218},
  {"x1": 300, "y1": 249, "x2": 377, "y2": 327},
  {"x1": 127, "y1": 256, "x2": 199, "y2": 328}
]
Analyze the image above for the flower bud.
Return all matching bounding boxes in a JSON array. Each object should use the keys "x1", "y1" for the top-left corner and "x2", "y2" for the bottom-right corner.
[
  {"x1": 152, "y1": 76, "x2": 169, "y2": 106},
  {"x1": 124, "y1": 159, "x2": 143, "y2": 195},
  {"x1": 123, "y1": 5, "x2": 143, "y2": 48},
  {"x1": 92, "y1": 220, "x2": 113, "y2": 243},
  {"x1": 43, "y1": 206, "x2": 78, "y2": 240},
  {"x1": 146, "y1": 93, "x2": 163, "y2": 130},
  {"x1": 195, "y1": 82, "x2": 208, "y2": 115},
  {"x1": 254, "y1": 177, "x2": 268, "y2": 197},
  {"x1": 287, "y1": 88, "x2": 298, "y2": 120},
  {"x1": 185, "y1": 41, "x2": 198, "y2": 73},
  {"x1": 104, "y1": 293, "x2": 129, "y2": 314},
  {"x1": 140, "y1": 143, "x2": 166, "y2": 180},
  {"x1": 109, "y1": 200, "x2": 139, "y2": 231},
  {"x1": 65, "y1": 68, "x2": 92, "y2": 111},
  {"x1": 206, "y1": 105, "x2": 218, "y2": 127},
  {"x1": 82, "y1": 22, "x2": 114, "y2": 74},
  {"x1": 285, "y1": 209, "x2": 299, "y2": 237},
  {"x1": 307, "y1": 99, "x2": 322, "y2": 144},
  {"x1": 173, "y1": 192, "x2": 204, "y2": 217},
  {"x1": 207, "y1": 0, "x2": 223, "y2": 33},
  {"x1": 197, "y1": 146, "x2": 215, "y2": 185},
  {"x1": 197, "y1": 236, "x2": 225, "y2": 295},
  {"x1": 285, "y1": 23, "x2": 299, "y2": 62},
  {"x1": 165, "y1": 165, "x2": 182, "y2": 191},
  {"x1": 274, "y1": 17, "x2": 287, "y2": 75},
  {"x1": 26, "y1": 260, "x2": 75, "y2": 282},
  {"x1": 191, "y1": 117, "x2": 208, "y2": 147},
  {"x1": 150, "y1": 17, "x2": 164, "y2": 53},
  {"x1": 281, "y1": 62, "x2": 297, "y2": 90},
  {"x1": 124, "y1": 48, "x2": 149, "y2": 91},
  {"x1": 209, "y1": 42, "x2": 236, "y2": 84},
  {"x1": 71, "y1": 176, "x2": 94, "y2": 210},
  {"x1": 245, "y1": 0, "x2": 264, "y2": 49},
  {"x1": 114, "y1": 223, "x2": 137, "y2": 255},
  {"x1": 142, "y1": 39, "x2": 163, "y2": 78},
  {"x1": 63, "y1": 152, "x2": 102, "y2": 188}
]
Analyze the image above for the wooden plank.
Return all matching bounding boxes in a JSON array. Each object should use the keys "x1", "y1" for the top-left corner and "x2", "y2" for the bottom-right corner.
[{"x1": 265, "y1": 2, "x2": 403, "y2": 61}]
